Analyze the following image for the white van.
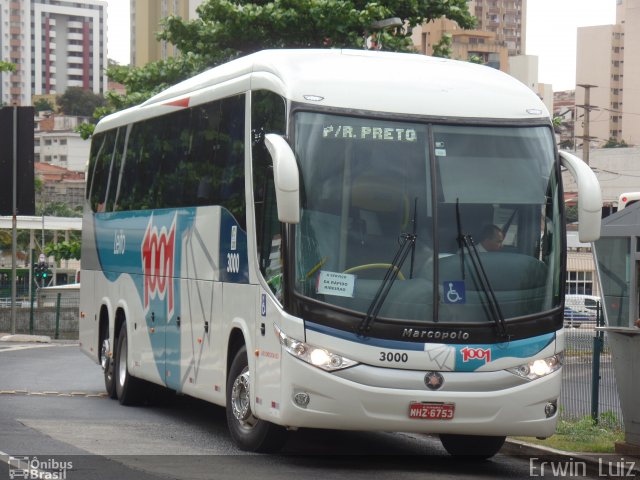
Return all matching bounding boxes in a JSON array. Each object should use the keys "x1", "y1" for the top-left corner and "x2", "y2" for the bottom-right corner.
[{"x1": 564, "y1": 294, "x2": 600, "y2": 327}]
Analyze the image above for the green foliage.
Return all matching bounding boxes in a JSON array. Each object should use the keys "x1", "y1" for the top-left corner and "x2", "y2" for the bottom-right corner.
[
  {"x1": 0, "y1": 61, "x2": 16, "y2": 72},
  {"x1": 76, "y1": 122, "x2": 95, "y2": 140},
  {"x1": 94, "y1": 0, "x2": 477, "y2": 127},
  {"x1": 515, "y1": 413, "x2": 624, "y2": 454},
  {"x1": 0, "y1": 231, "x2": 11, "y2": 249},
  {"x1": 432, "y1": 33, "x2": 452, "y2": 58},
  {"x1": 44, "y1": 241, "x2": 81, "y2": 261},
  {"x1": 34, "y1": 98, "x2": 54, "y2": 112},
  {"x1": 603, "y1": 137, "x2": 628, "y2": 148},
  {"x1": 37, "y1": 202, "x2": 82, "y2": 218},
  {"x1": 565, "y1": 205, "x2": 578, "y2": 224},
  {"x1": 57, "y1": 87, "x2": 106, "y2": 117},
  {"x1": 467, "y1": 54, "x2": 483, "y2": 64}
]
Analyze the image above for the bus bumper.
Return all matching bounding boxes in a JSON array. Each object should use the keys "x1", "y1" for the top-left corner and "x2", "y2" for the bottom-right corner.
[{"x1": 271, "y1": 353, "x2": 560, "y2": 438}]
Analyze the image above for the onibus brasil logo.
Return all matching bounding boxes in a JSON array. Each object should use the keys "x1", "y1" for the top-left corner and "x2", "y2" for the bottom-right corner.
[
  {"x1": 9, "y1": 456, "x2": 72, "y2": 479},
  {"x1": 142, "y1": 214, "x2": 177, "y2": 319}
]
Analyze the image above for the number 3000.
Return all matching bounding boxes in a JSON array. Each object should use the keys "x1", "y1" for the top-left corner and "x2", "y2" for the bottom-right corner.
[{"x1": 379, "y1": 351, "x2": 408, "y2": 363}]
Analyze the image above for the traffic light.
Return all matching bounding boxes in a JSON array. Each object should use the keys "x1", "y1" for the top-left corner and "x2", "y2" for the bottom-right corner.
[
  {"x1": 34, "y1": 261, "x2": 50, "y2": 283},
  {"x1": 34, "y1": 262, "x2": 42, "y2": 279}
]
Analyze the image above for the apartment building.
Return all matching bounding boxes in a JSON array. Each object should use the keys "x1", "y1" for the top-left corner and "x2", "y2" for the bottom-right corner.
[
  {"x1": 35, "y1": 113, "x2": 90, "y2": 173},
  {"x1": 0, "y1": 0, "x2": 107, "y2": 106},
  {"x1": 35, "y1": 162, "x2": 85, "y2": 210},
  {"x1": 130, "y1": 0, "x2": 203, "y2": 67},
  {"x1": 411, "y1": 0, "x2": 526, "y2": 70},
  {"x1": 575, "y1": 0, "x2": 640, "y2": 147}
]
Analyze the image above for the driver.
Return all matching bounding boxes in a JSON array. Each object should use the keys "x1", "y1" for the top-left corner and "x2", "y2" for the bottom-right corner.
[{"x1": 477, "y1": 224, "x2": 504, "y2": 252}]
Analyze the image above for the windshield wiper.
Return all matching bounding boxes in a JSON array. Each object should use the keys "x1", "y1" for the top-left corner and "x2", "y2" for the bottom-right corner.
[
  {"x1": 357, "y1": 232, "x2": 417, "y2": 336},
  {"x1": 455, "y1": 201, "x2": 509, "y2": 339}
]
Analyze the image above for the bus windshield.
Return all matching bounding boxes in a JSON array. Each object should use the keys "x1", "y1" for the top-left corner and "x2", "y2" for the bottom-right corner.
[{"x1": 293, "y1": 112, "x2": 561, "y2": 325}]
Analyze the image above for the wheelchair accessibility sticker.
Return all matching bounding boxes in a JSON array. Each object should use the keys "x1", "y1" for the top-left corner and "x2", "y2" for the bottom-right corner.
[{"x1": 443, "y1": 281, "x2": 466, "y2": 304}]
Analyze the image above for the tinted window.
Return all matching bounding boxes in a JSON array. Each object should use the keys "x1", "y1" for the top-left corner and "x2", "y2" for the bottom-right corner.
[{"x1": 91, "y1": 94, "x2": 247, "y2": 228}]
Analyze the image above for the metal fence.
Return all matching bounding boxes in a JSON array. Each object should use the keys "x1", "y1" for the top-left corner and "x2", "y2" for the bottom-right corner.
[
  {"x1": 560, "y1": 297, "x2": 623, "y2": 429},
  {"x1": 0, "y1": 294, "x2": 80, "y2": 340}
]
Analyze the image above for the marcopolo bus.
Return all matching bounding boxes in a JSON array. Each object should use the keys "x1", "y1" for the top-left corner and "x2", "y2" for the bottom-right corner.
[{"x1": 79, "y1": 49, "x2": 602, "y2": 458}]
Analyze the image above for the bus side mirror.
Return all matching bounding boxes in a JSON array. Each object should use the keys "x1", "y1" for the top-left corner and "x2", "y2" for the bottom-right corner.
[
  {"x1": 264, "y1": 134, "x2": 300, "y2": 224},
  {"x1": 559, "y1": 150, "x2": 602, "y2": 242}
]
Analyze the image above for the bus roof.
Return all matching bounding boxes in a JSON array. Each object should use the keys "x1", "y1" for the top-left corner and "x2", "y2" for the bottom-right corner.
[{"x1": 96, "y1": 49, "x2": 549, "y2": 133}]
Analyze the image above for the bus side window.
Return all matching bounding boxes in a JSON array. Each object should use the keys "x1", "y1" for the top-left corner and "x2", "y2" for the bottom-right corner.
[
  {"x1": 88, "y1": 130, "x2": 117, "y2": 213},
  {"x1": 252, "y1": 90, "x2": 286, "y2": 299}
]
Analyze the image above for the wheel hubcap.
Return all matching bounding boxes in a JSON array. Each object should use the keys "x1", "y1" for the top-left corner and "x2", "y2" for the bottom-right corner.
[
  {"x1": 101, "y1": 339, "x2": 110, "y2": 371},
  {"x1": 231, "y1": 367, "x2": 257, "y2": 428}
]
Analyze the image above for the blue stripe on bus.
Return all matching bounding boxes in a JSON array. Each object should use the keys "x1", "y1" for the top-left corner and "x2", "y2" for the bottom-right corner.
[
  {"x1": 305, "y1": 322, "x2": 429, "y2": 351},
  {"x1": 305, "y1": 321, "x2": 556, "y2": 371},
  {"x1": 93, "y1": 206, "x2": 249, "y2": 389}
]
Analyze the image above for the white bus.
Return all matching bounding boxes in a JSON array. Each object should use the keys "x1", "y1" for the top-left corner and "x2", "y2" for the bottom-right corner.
[{"x1": 79, "y1": 49, "x2": 602, "y2": 458}]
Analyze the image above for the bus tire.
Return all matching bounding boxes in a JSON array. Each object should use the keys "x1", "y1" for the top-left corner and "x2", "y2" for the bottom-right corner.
[
  {"x1": 226, "y1": 346, "x2": 288, "y2": 452},
  {"x1": 102, "y1": 336, "x2": 117, "y2": 399},
  {"x1": 439, "y1": 434, "x2": 506, "y2": 459},
  {"x1": 114, "y1": 325, "x2": 144, "y2": 406}
]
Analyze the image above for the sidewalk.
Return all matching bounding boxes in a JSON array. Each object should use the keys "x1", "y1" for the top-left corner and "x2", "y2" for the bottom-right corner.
[{"x1": 503, "y1": 438, "x2": 640, "y2": 475}]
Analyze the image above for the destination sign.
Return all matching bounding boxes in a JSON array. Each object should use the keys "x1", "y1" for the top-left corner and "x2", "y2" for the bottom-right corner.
[{"x1": 322, "y1": 124, "x2": 418, "y2": 142}]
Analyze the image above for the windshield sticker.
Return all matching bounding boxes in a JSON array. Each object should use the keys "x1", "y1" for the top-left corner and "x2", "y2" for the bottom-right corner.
[
  {"x1": 322, "y1": 124, "x2": 418, "y2": 143},
  {"x1": 435, "y1": 141, "x2": 447, "y2": 157},
  {"x1": 316, "y1": 271, "x2": 356, "y2": 298},
  {"x1": 443, "y1": 281, "x2": 466, "y2": 304}
]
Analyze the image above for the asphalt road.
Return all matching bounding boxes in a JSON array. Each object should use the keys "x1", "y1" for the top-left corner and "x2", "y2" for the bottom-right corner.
[{"x1": 0, "y1": 341, "x2": 613, "y2": 480}]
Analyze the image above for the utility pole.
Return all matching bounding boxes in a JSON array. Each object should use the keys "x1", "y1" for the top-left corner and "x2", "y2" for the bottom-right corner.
[{"x1": 576, "y1": 84, "x2": 598, "y2": 165}]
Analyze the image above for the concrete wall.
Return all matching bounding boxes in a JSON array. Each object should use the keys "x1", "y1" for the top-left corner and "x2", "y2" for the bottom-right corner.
[{"x1": 0, "y1": 307, "x2": 79, "y2": 339}]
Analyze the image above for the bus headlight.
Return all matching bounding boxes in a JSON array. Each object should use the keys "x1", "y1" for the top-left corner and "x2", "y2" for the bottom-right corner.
[
  {"x1": 274, "y1": 324, "x2": 358, "y2": 371},
  {"x1": 506, "y1": 353, "x2": 563, "y2": 381}
]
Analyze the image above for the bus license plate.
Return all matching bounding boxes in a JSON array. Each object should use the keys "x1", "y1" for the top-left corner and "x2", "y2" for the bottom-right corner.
[{"x1": 408, "y1": 402, "x2": 455, "y2": 420}]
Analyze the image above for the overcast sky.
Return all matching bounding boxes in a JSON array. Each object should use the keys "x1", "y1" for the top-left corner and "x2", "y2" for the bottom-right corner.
[{"x1": 106, "y1": 0, "x2": 617, "y2": 92}]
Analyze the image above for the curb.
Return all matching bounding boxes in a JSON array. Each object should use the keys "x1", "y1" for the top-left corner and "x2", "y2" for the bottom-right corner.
[
  {"x1": 504, "y1": 438, "x2": 640, "y2": 475},
  {"x1": 0, "y1": 334, "x2": 51, "y2": 343}
]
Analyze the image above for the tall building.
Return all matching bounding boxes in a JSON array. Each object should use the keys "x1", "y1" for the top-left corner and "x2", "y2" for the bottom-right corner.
[
  {"x1": 575, "y1": 0, "x2": 640, "y2": 147},
  {"x1": 130, "y1": 0, "x2": 203, "y2": 67},
  {"x1": 467, "y1": 0, "x2": 526, "y2": 56},
  {"x1": 0, "y1": 0, "x2": 108, "y2": 106},
  {"x1": 411, "y1": 0, "x2": 526, "y2": 72}
]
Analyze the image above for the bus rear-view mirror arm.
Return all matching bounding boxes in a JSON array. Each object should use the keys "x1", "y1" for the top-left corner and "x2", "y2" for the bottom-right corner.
[
  {"x1": 559, "y1": 150, "x2": 602, "y2": 242},
  {"x1": 264, "y1": 134, "x2": 300, "y2": 224}
]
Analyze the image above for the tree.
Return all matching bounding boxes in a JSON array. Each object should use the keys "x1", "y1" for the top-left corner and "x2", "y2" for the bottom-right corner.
[
  {"x1": 0, "y1": 61, "x2": 16, "y2": 73},
  {"x1": 602, "y1": 137, "x2": 628, "y2": 148},
  {"x1": 45, "y1": 240, "x2": 81, "y2": 262},
  {"x1": 57, "y1": 87, "x2": 106, "y2": 117},
  {"x1": 432, "y1": 33, "x2": 452, "y2": 58},
  {"x1": 38, "y1": 202, "x2": 82, "y2": 218},
  {"x1": 34, "y1": 98, "x2": 55, "y2": 112},
  {"x1": 97, "y1": 0, "x2": 476, "y2": 125}
]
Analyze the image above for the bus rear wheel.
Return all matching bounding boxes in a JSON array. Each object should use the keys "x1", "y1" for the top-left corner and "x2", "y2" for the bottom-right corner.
[
  {"x1": 101, "y1": 337, "x2": 117, "y2": 399},
  {"x1": 114, "y1": 325, "x2": 144, "y2": 405},
  {"x1": 226, "y1": 346, "x2": 288, "y2": 452},
  {"x1": 439, "y1": 434, "x2": 506, "y2": 459}
]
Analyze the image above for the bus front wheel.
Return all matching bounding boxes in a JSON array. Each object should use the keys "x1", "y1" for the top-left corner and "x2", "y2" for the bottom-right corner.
[
  {"x1": 226, "y1": 346, "x2": 288, "y2": 452},
  {"x1": 439, "y1": 434, "x2": 506, "y2": 459}
]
